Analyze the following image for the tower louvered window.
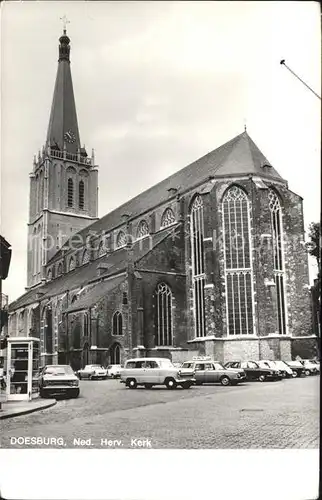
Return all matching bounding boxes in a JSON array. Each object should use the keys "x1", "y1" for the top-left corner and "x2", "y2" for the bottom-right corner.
[
  {"x1": 268, "y1": 189, "x2": 287, "y2": 335},
  {"x1": 190, "y1": 196, "x2": 206, "y2": 337},
  {"x1": 161, "y1": 208, "x2": 176, "y2": 228},
  {"x1": 155, "y1": 283, "x2": 173, "y2": 346},
  {"x1": 222, "y1": 186, "x2": 255, "y2": 335},
  {"x1": 67, "y1": 178, "x2": 74, "y2": 207},
  {"x1": 79, "y1": 180, "x2": 85, "y2": 209}
]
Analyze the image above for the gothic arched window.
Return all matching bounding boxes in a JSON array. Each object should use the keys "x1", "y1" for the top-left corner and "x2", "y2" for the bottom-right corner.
[
  {"x1": 155, "y1": 282, "x2": 173, "y2": 346},
  {"x1": 222, "y1": 186, "x2": 254, "y2": 335},
  {"x1": 268, "y1": 189, "x2": 287, "y2": 335},
  {"x1": 79, "y1": 180, "x2": 85, "y2": 209},
  {"x1": 136, "y1": 220, "x2": 149, "y2": 239},
  {"x1": 82, "y1": 249, "x2": 90, "y2": 265},
  {"x1": 57, "y1": 263, "x2": 63, "y2": 276},
  {"x1": 161, "y1": 207, "x2": 176, "y2": 228},
  {"x1": 112, "y1": 311, "x2": 123, "y2": 336},
  {"x1": 47, "y1": 269, "x2": 52, "y2": 281},
  {"x1": 190, "y1": 195, "x2": 205, "y2": 337},
  {"x1": 98, "y1": 240, "x2": 106, "y2": 257},
  {"x1": 68, "y1": 256, "x2": 76, "y2": 272},
  {"x1": 67, "y1": 178, "x2": 74, "y2": 207},
  {"x1": 116, "y1": 230, "x2": 127, "y2": 248}
]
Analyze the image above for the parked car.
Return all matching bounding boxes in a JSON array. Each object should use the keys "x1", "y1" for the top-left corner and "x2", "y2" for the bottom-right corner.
[
  {"x1": 77, "y1": 365, "x2": 107, "y2": 380},
  {"x1": 39, "y1": 365, "x2": 80, "y2": 398},
  {"x1": 224, "y1": 361, "x2": 283, "y2": 382},
  {"x1": 283, "y1": 360, "x2": 305, "y2": 378},
  {"x1": 107, "y1": 364, "x2": 122, "y2": 378},
  {"x1": 258, "y1": 360, "x2": 294, "y2": 378},
  {"x1": 120, "y1": 357, "x2": 195, "y2": 389},
  {"x1": 181, "y1": 359, "x2": 246, "y2": 386},
  {"x1": 309, "y1": 359, "x2": 320, "y2": 372},
  {"x1": 300, "y1": 359, "x2": 319, "y2": 376}
]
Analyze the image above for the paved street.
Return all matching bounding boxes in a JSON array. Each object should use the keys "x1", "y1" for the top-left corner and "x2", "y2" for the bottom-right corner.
[{"x1": 1, "y1": 376, "x2": 319, "y2": 449}]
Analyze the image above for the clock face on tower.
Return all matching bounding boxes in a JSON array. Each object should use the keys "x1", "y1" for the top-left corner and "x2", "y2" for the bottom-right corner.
[{"x1": 64, "y1": 130, "x2": 76, "y2": 143}]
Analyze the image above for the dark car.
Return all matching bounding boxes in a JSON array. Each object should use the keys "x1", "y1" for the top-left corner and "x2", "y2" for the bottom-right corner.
[
  {"x1": 39, "y1": 365, "x2": 80, "y2": 398},
  {"x1": 224, "y1": 360, "x2": 283, "y2": 382}
]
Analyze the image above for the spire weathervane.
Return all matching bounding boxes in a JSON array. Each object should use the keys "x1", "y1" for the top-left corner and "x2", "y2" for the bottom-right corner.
[{"x1": 60, "y1": 15, "x2": 70, "y2": 34}]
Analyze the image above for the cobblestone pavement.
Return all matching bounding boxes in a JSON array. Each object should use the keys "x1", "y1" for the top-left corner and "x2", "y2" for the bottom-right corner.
[{"x1": 1, "y1": 376, "x2": 319, "y2": 449}]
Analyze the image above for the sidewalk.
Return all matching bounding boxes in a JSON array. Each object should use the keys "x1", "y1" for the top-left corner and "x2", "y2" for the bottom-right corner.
[{"x1": 0, "y1": 398, "x2": 56, "y2": 419}]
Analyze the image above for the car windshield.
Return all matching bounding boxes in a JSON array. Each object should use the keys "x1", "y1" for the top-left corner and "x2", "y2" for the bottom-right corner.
[
  {"x1": 44, "y1": 365, "x2": 73, "y2": 375},
  {"x1": 182, "y1": 362, "x2": 194, "y2": 369}
]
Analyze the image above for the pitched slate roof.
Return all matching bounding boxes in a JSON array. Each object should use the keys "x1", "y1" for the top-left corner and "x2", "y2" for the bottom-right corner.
[
  {"x1": 48, "y1": 131, "x2": 285, "y2": 265},
  {"x1": 9, "y1": 224, "x2": 178, "y2": 311},
  {"x1": 65, "y1": 275, "x2": 126, "y2": 313}
]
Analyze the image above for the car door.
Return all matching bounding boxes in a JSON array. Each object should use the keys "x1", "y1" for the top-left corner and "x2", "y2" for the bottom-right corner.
[
  {"x1": 247, "y1": 361, "x2": 261, "y2": 379},
  {"x1": 144, "y1": 360, "x2": 161, "y2": 383},
  {"x1": 194, "y1": 363, "x2": 206, "y2": 383},
  {"x1": 204, "y1": 363, "x2": 217, "y2": 383},
  {"x1": 241, "y1": 362, "x2": 254, "y2": 380}
]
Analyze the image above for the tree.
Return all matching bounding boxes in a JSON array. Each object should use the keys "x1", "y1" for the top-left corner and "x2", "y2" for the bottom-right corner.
[{"x1": 306, "y1": 222, "x2": 321, "y2": 355}]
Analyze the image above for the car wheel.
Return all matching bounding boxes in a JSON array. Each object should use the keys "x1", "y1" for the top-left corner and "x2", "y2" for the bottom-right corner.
[
  {"x1": 78, "y1": 374, "x2": 82, "y2": 380},
  {"x1": 39, "y1": 388, "x2": 45, "y2": 398},
  {"x1": 144, "y1": 383, "x2": 153, "y2": 389},
  {"x1": 72, "y1": 389, "x2": 79, "y2": 398},
  {"x1": 258, "y1": 375, "x2": 266, "y2": 382},
  {"x1": 304, "y1": 369, "x2": 311, "y2": 376},
  {"x1": 127, "y1": 378, "x2": 137, "y2": 389},
  {"x1": 165, "y1": 378, "x2": 177, "y2": 390},
  {"x1": 291, "y1": 370, "x2": 297, "y2": 378},
  {"x1": 220, "y1": 376, "x2": 231, "y2": 386}
]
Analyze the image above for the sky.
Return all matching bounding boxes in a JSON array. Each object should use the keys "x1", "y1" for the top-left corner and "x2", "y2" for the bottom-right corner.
[{"x1": 1, "y1": 1, "x2": 321, "y2": 301}]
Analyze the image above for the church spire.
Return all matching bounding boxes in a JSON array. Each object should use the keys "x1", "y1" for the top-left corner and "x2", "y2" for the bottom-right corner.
[{"x1": 46, "y1": 27, "x2": 81, "y2": 154}]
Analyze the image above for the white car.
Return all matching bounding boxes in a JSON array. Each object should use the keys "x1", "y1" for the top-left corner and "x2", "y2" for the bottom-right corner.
[
  {"x1": 77, "y1": 365, "x2": 108, "y2": 380},
  {"x1": 107, "y1": 365, "x2": 122, "y2": 378},
  {"x1": 300, "y1": 360, "x2": 319, "y2": 376},
  {"x1": 120, "y1": 357, "x2": 195, "y2": 389}
]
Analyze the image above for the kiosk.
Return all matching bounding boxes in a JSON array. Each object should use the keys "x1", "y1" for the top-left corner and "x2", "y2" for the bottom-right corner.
[{"x1": 6, "y1": 337, "x2": 40, "y2": 401}]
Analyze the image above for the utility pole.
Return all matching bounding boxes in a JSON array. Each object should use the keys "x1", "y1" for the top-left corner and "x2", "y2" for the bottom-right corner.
[{"x1": 280, "y1": 60, "x2": 321, "y2": 100}]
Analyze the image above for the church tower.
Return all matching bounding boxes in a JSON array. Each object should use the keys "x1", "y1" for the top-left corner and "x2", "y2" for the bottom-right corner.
[{"x1": 27, "y1": 28, "x2": 98, "y2": 288}]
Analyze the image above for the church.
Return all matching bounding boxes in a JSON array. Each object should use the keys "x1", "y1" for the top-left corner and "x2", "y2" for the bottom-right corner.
[{"x1": 8, "y1": 30, "x2": 317, "y2": 371}]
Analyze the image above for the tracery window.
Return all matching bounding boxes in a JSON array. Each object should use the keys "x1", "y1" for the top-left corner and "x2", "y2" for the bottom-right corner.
[
  {"x1": 222, "y1": 186, "x2": 254, "y2": 335},
  {"x1": 67, "y1": 178, "x2": 74, "y2": 207},
  {"x1": 47, "y1": 269, "x2": 52, "y2": 280},
  {"x1": 136, "y1": 220, "x2": 149, "y2": 239},
  {"x1": 57, "y1": 263, "x2": 63, "y2": 276},
  {"x1": 116, "y1": 230, "x2": 127, "y2": 248},
  {"x1": 190, "y1": 196, "x2": 206, "y2": 337},
  {"x1": 68, "y1": 256, "x2": 76, "y2": 272},
  {"x1": 79, "y1": 180, "x2": 85, "y2": 209},
  {"x1": 98, "y1": 240, "x2": 106, "y2": 257},
  {"x1": 155, "y1": 282, "x2": 173, "y2": 346},
  {"x1": 112, "y1": 311, "x2": 123, "y2": 336},
  {"x1": 268, "y1": 189, "x2": 287, "y2": 335},
  {"x1": 161, "y1": 207, "x2": 176, "y2": 228},
  {"x1": 82, "y1": 248, "x2": 90, "y2": 265}
]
